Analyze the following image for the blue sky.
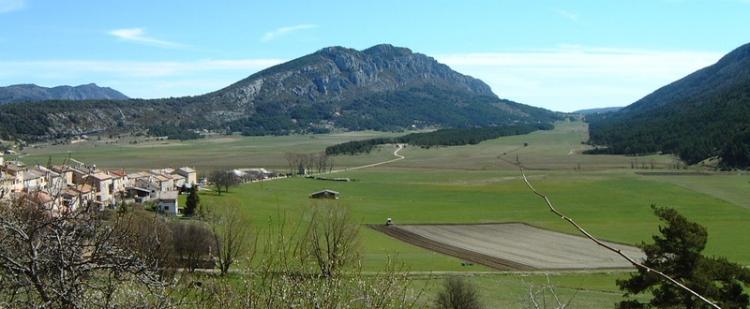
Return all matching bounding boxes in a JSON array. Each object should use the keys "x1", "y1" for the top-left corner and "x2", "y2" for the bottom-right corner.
[{"x1": 1, "y1": 0, "x2": 749, "y2": 111}]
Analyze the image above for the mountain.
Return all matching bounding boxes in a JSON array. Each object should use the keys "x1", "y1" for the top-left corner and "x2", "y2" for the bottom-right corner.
[
  {"x1": 0, "y1": 44, "x2": 558, "y2": 141},
  {"x1": 0, "y1": 83, "x2": 128, "y2": 104},
  {"x1": 574, "y1": 107, "x2": 622, "y2": 115},
  {"x1": 587, "y1": 42, "x2": 750, "y2": 168}
]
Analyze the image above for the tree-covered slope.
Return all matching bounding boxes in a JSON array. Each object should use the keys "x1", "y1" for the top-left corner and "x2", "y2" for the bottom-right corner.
[{"x1": 587, "y1": 42, "x2": 750, "y2": 168}]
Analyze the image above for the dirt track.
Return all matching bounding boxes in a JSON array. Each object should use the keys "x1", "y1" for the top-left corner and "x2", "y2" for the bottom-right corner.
[{"x1": 371, "y1": 223, "x2": 645, "y2": 271}]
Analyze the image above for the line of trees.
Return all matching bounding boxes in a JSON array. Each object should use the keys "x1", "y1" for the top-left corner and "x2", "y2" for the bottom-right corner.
[
  {"x1": 284, "y1": 152, "x2": 334, "y2": 175},
  {"x1": 325, "y1": 123, "x2": 554, "y2": 156},
  {"x1": 585, "y1": 97, "x2": 750, "y2": 169}
]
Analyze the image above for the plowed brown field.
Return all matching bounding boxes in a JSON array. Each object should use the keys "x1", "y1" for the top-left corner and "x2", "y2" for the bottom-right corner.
[{"x1": 371, "y1": 223, "x2": 645, "y2": 271}]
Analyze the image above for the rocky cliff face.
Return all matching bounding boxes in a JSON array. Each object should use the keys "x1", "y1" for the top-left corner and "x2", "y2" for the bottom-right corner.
[
  {"x1": 0, "y1": 83, "x2": 128, "y2": 104},
  {"x1": 206, "y1": 44, "x2": 495, "y2": 112},
  {"x1": 0, "y1": 44, "x2": 558, "y2": 140}
]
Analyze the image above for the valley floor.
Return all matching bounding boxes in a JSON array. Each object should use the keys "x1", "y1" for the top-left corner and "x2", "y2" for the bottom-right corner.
[{"x1": 18, "y1": 121, "x2": 750, "y2": 307}]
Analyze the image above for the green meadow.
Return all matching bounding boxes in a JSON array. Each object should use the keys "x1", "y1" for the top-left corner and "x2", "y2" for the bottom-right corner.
[
  {"x1": 22, "y1": 121, "x2": 750, "y2": 306},
  {"x1": 196, "y1": 168, "x2": 750, "y2": 271},
  {"x1": 19, "y1": 130, "x2": 403, "y2": 171},
  {"x1": 412, "y1": 272, "x2": 649, "y2": 308}
]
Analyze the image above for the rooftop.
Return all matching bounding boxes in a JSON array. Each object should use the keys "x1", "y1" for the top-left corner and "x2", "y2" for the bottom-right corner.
[
  {"x1": 128, "y1": 172, "x2": 151, "y2": 179},
  {"x1": 178, "y1": 167, "x2": 196, "y2": 173},
  {"x1": 72, "y1": 184, "x2": 93, "y2": 193},
  {"x1": 159, "y1": 191, "x2": 179, "y2": 200},
  {"x1": 310, "y1": 189, "x2": 340, "y2": 196},
  {"x1": 154, "y1": 175, "x2": 172, "y2": 182},
  {"x1": 109, "y1": 170, "x2": 127, "y2": 177},
  {"x1": 20, "y1": 190, "x2": 54, "y2": 204},
  {"x1": 88, "y1": 172, "x2": 112, "y2": 181}
]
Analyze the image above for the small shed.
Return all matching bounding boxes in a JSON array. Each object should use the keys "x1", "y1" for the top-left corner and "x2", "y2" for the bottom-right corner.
[
  {"x1": 309, "y1": 189, "x2": 340, "y2": 199},
  {"x1": 157, "y1": 191, "x2": 179, "y2": 215}
]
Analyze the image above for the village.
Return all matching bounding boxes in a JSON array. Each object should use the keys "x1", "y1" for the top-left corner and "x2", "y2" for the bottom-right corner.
[{"x1": 0, "y1": 154, "x2": 203, "y2": 215}]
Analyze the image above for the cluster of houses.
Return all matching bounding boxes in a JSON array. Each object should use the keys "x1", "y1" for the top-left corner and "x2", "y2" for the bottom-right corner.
[{"x1": 0, "y1": 154, "x2": 197, "y2": 216}]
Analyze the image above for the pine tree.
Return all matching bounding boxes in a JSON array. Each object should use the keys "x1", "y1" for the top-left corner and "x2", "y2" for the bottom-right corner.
[
  {"x1": 184, "y1": 186, "x2": 199, "y2": 216},
  {"x1": 617, "y1": 206, "x2": 750, "y2": 308}
]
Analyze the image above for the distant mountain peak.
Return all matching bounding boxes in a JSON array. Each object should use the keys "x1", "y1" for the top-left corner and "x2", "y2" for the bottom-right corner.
[
  {"x1": 363, "y1": 44, "x2": 413, "y2": 56},
  {"x1": 0, "y1": 83, "x2": 129, "y2": 104},
  {"x1": 316, "y1": 45, "x2": 357, "y2": 54},
  {"x1": 0, "y1": 44, "x2": 559, "y2": 140},
  {"x1": 222, "y1": 43, "x2": 496, "y2": 103}
]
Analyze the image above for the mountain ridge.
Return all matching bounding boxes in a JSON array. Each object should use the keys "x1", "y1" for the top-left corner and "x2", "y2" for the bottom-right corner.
[
  {"x1": 587, "y1": 42, "x2": 750, "y2": 168},
  {"x1": 0, "y1": 83, "x2": 129, "y2": 104},
  {"x1": 574, "y1": 107, "x2": 622, "y2": 115},
  {"x1": 0, "y1": 44, "x2": 559, "y2": 141}
]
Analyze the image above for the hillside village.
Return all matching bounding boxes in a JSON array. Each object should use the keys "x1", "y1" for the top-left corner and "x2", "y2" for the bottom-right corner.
[{"x1": 0, "y1": 154, "x2": 197, "y2": 215}]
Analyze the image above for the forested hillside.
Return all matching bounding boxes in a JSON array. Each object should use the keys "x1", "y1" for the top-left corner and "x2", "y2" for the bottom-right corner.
[
  {"x1": 587, "y1": 42, "x2": 750, "y2": 168},
  {"x1": 325, "y1": 123, "x2": 553, "y2": 155}
]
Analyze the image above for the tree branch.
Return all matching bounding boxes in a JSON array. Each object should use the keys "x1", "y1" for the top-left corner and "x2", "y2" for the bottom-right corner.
[{"x1": 520, "y1": 168, "x2": 721, "y2": 309}]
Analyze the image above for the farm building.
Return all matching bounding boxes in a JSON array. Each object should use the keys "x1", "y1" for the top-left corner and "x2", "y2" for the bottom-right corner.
[
  {"x1": 157, "y1": 191, "x2": 179, "y2": 215},
  {"x1": 176, "y1": 167, "x2": 197, "y2": 186},
  {"x1": 309, "y1": 189, "x2": 340, "y2": 199}
]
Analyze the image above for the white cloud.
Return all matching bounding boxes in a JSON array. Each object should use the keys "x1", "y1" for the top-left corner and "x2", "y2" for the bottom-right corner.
[
  {"x1": 556, "y1": 9, "x2": 579, "y2": 22},
  {"x1": 436, "y1": 46, "x2": 723, "y2": 111},
  {"x1": 0, "y1": 0, "x2": 25, "y2": 13},
  {"x1": 0, "y1": 58, "x2": 286, "y2": 98},
  {"x1": 261, "y1": 24, "x2": 318, "y2": 42},
  {"x1": 108, "y1": 28, "x2": 186, "y2": 48},
  {"x1": 0, "y1": 59, "x2": 285, "y2": 77}
]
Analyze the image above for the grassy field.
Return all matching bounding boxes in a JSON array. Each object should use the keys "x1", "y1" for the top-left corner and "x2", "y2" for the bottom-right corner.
[
  {"x1": 414, "y1": 272, "x2": 649, "y2": 308},
  {"x1": 384, "y1": 121, "x2": 677, "y2": 171},
  {"x1": 173, "y1": 122, "x2": 750, "y2": 277},
  {"x1": 18, "y1": 121, "x2": 677, "y2": 172},
  {"x1": 20, "y1": 120, "x2": 750, "y2": 307},
  {"x1": 197, "y1": 168, "x2": 750, "y2": 270},
  {"x1": 19, "y1": 130, "x2": 403, "y2": 171}
]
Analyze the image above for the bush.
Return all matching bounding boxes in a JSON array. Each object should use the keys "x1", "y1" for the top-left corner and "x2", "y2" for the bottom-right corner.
[{"x1": 435, "y1": 277, "x2": 483, "y2": 309}]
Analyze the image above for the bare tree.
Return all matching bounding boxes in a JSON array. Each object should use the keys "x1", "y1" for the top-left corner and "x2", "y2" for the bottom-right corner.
[
  {"x1": 188, "y1": 212, "x2": 420, "y2": 308},
  {"x1": 116, "y1": 207, "x2": 177, "y2": 279},
  {"x1": 209, "y1": 170, "x2": 226, "y2": 195},
  {"x1": 301, "y1": 204, "x2": 360, "y2": 278},
  {"x1": 211, "y1": 207, "x2": 253, "y2": 275},
  {"x1": 224, "y1": 172, "x2": 240, "y2": 193},
  {"x1": 315, "y1": 152, "x2": 330, "y2": 173},
  {"x1": 168, "y1": 221, "x2": 214, "y2": 272},
  {"x1": 523, "y1": 275, "x2": 576, "y2": 309},
  {"x1": 0, "y1": 198, "x2": 166, "y2": 307},
  {"x1": 208, "y1": 170, "x2": 239, "y2": 195},
  {"x1": 284, "y1": 152, "x2": 297, "y2": 175}
]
